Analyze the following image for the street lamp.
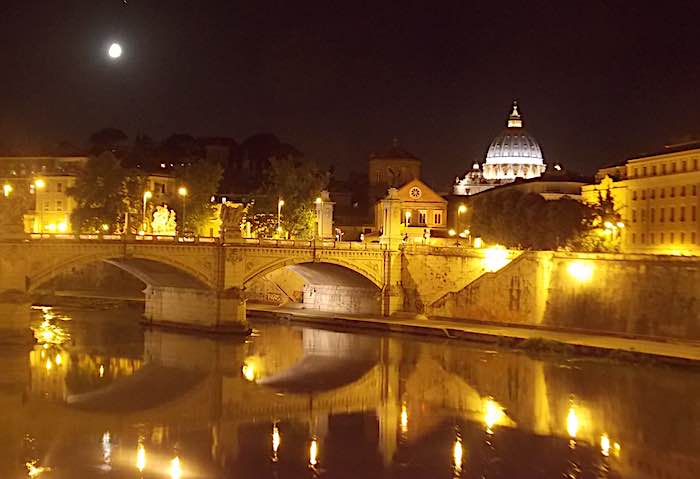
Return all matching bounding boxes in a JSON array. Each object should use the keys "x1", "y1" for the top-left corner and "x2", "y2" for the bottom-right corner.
[
  {"x1": 178, "y1": 187, "x2": 188, "y2": 236},
  {"x1": 2, "y1": 183, "x2": 12, "y2": 197},
  {"x1": 277, "y1": 198, "x2": 284, "y2": 238},
  {"x1": 315, "y1": 196, "x2": 323, "y2": 239},
  {"x1": 457, "y1": 204, "x2": 467, "y2": 232},
  {"x1": 404, "y1": 211, "x2": 411, "y2": 226},
  {"x1": 34, "y1": 179, "x2": 46, "y2": 232},
  {"x1": 142, "y1": 191, "x2": 152, "y2": 233}
]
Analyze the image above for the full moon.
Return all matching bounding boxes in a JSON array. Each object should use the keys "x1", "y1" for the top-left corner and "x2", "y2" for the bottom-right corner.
[{"x1": 108, "y1": 43, "x2": 122, "y2": 59}]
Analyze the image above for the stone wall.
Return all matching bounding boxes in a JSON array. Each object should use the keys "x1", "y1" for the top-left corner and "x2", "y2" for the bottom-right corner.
[
  {"x1": 428, "y1": 251, "x2": 700, "y2": 341},
  {"x1": 245, "y1": 268, "x2": 305, "y2": 305},
  {"x1": 302, "y1": 284, "x2": 381, "y2": 314}
]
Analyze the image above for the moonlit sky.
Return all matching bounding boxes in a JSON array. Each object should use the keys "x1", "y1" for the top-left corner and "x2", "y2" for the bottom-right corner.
[{"x1": 2, "y1": 1, "x2": 700, "y2": 186}]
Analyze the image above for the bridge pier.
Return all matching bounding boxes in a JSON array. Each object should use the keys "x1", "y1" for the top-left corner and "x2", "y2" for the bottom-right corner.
[{"x1": 143, "y1": 286, "x2": 249, "y2": 334}]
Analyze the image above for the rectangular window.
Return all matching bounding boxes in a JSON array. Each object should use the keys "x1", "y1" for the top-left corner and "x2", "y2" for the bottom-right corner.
[
  {"x1": 56, "y1": 182, "x2": 63, "y2": 192},
  {"x1": 632, "y1": 209, "x2": 637, "y2": 222},
  {"x1": 55, "y1": 200, "x2": 63, "y2": 211},
  {"x1": 692, "y1": 206, "x2": 697, "y2": 221},
  {"x1": 641, "y1": 233, "x2": 645, "y2": 244},
  {"x1": 670, "y1": 232, "x2": 675, "y2": 243},
  {"x1": 433, "y1": 212, "x2": 442, "y2": 225},
  {"x1": 681, "y1": 232, "x2": 685, "y2": 244},
  {"x1": 650, "y1": 232, "x2": 655, "y2": 244},
  {"x1": 694, "y1": 159, "x2": 698, "y2": 171},
  {"x1": 693, "y1": 185, "x2": 697, "y2": 196},
  {"x1": 633, "y1": 168, "x2": 638, "y2": 177},
  {"x1": 680, "y1": 206, "x2": 686, "y2": 222},
  {"x1": 642, "y1": 166, "x2": 647, "y2": 176},
  {"x1": 682, "y1": 160, "x2": 687, "y2": 172},
  {"x1": 641, "y1": 209, "x2": 646, "y2": 222},
  {"x1": 660, "y1": 207, "x2": 665, "y2": 222},
  {"x1": 650, "y1": 189, "x2": 655, "y2": 199},
  {"x1": 632, "y1": 190, "x2": 637, "y2": 200},
  {"x1": 670, "y1": 187, "x2": 675, "y2": 198},
  {"x1": 692, "y1": 232, "x2": 697, "y2": 244},
  {"x1": 660, "y1": 232, "x2": 664, "y2": 243},
  {"x1": 660, "y1": 188, "x2": 665, "y2": 199},
  {"x1": 632, "y1": 233, "x2": 636, "y2": 244},
  {"x1": 681, "y1": 186, "x2": 686, "y2": 197},
  {"x1": 641, "y1": 190, "x2": 646, "y2": 200},
  {"x1": 650, "y1": 208, "x2": 655, "y2": 223},
  {"x1": 43, "y1": 200, "x2": 50, "y2": 212},
  {"x1": 662, "y1": 164, "x2": 667, "y2": 174},
  {"x1": 672, "y1": 163, "x2": 677, "y2": 173},
  {"x1": 652, "y1": 165, "x2": 657, "y2": 175},
  {"x1": 418, "y1": 211, "x2": 427, "y2": 224},
  {"x1": 670, "y1": 207, "x2": 675, "y2": 222}
]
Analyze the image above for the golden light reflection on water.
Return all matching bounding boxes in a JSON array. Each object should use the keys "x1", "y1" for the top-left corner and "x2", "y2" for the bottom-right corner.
[
  {"x1": 169, "y1": 456, "x2": 182, "y2": 479},
  {"x1": 400, "y1": 402, "x2": 408, "y2": 435},
  {"x1": 136, "y1": 441, "x2": 147, "y2": 472},
  {"x1": 25, "y1": 460, "x2": 51, "y2": 477},
  {"x1": 566, "y1": 406, "x2": 579, "y2": 439},
  {"x1": 452, "y1": 435, "x2": 464, "y2": 476},
  {"x1": 483, "y1": 398, "x2": 505, "y2": 434},
  {"x1": 272, "y1": 423, "x2": 281, "y2": 462},
  {"x1": 309, "y1": 438, "x2": 319, "y2": 467}
]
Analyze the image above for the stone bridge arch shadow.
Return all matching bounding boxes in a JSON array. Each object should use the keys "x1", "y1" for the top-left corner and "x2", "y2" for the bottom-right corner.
[{"x1": 243, "y1": 257, "x2": 383, "y2": 315}]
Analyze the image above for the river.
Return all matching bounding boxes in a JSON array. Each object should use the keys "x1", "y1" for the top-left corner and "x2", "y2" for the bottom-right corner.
[{"x1": 0, "y1": 304, "x2": 698, "y2": 478}]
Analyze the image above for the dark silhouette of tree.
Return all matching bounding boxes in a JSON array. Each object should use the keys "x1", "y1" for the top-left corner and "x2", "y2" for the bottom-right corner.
[
  {"x1": 159, "y1": 134, "x2": 203, "y2": 167},
  {"x1": 235, "y1": 134, "x2": 303, "y2": 192},
  {"x1": 88, "y1": 128, "x2": 128, "y2": 156}
]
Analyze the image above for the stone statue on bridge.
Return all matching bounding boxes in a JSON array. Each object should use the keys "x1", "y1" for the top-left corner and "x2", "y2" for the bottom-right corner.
[{"x1": 220, "y1": 202, "x2": 249, "y2": 241}]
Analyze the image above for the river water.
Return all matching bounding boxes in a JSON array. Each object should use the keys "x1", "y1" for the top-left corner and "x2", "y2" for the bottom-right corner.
[{"x1": 0, "y1": 304, "x2": 698, "y2": 478}]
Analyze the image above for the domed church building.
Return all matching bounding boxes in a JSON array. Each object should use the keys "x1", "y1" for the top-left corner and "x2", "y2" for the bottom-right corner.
[{"x1": 454, "y1": 100, "x2": 546, "y2": 195}]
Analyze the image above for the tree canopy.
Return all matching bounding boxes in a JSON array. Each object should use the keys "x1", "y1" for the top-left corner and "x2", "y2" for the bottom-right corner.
[{"x1": 470, "y1": 189, "x2": 593, "y2": 250}]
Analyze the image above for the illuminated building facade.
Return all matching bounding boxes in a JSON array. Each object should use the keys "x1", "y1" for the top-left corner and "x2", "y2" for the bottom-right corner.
[
  {"x1": 454, "y1": 100, "x2": 547, "y2": 195},
  {"x1": 582, "y1": 142, "x2": 700, "y2": 254}
]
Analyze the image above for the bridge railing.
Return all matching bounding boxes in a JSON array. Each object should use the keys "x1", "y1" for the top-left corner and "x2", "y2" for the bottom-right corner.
[{"x1": 22, "y1": 233, "x2": 387, "y2": 250}]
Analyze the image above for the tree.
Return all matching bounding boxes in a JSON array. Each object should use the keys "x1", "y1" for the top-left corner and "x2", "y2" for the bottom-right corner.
[
  {"x1": 67, "y1": 152, "x2": 146, "y2": 233},
  {"x1": 248, "y1": 157, "x2": 327, "y2": 239},
  {"x1": 173, "y1": 159, "x2": 223, "y2": 234},
  {"x1": 88, "y1": 128, "x2": 128, "y2": 156}
]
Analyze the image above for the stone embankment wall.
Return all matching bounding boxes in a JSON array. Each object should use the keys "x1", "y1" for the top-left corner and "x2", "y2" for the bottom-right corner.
[{"x1": 427, "y1": 251, "x2": 700, "y2": 341}]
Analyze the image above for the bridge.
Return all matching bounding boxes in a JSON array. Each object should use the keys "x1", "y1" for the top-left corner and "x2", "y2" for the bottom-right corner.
[{"x1": 0, "y1": 235, "x2": 408, "y2": 332}]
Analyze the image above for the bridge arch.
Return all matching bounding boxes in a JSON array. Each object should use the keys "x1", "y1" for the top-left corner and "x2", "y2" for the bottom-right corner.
[
  {"x1": 243, "y1": 256, "x2": 384, "y2": 315},
  {"x1": 29, "y1": 252, "x2": 214, "y2": 293}
]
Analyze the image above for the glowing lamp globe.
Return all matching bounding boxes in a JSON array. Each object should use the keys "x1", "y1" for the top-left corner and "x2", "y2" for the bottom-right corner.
[{"x1": 108, "y1": 43, "x2": 122, "y2": 59}]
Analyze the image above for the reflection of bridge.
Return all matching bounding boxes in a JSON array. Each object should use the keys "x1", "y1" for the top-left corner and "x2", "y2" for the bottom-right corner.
[
  {"x1": 0, "y1": 237, "x2": 406, "y2": 331},
  {"x1": 7, "y1": 324, "x2": 696, "y2": 478}
]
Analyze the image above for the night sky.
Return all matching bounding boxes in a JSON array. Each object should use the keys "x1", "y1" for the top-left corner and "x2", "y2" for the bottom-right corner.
[{"x1": 2, "y1": 1, "x2": 700, "y2": 187}]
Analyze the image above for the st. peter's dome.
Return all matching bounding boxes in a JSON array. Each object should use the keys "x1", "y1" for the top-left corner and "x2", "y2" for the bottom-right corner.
[{"x1": 482, "y1": 100, "x2": 546, "y2": 180}]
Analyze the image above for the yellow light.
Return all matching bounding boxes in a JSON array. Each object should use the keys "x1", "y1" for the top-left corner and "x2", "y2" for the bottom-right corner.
[
  {"x1": 272, "y1": 424, "x2": 281, "y2": 455},
  {"x1": 26, "y1": 461, "x2": 51, "y2": 477},
  {"x1": 45, "y1": 358, "x2": 52, "y2": 370},
  {"x1": 46, "y1": 223, "x2": 56, "y2": 232},
  {"x1": 600, "y1": 433, "x2": 611, "y2": 457},
  {"x1": 405, "y1": 211, "x2": 411, "y2": 218},
  {"x1": 452, "y1": 437, "x2": 463, "y2": 473},
  {"x1": 169, "y1": 456, "x2": 182, "y2": 479},
  {"x1": 144, "y1": 191, "x2": 153, "y2": 200},
  {"x1": 178, "y1": 186, "x2": 188, "y2": 197},
  {"x1": 603, "y1": 221, "x2": 614, "y2": 229},
  {"x1": 136, "y1": 442, "x2": 147, "y2": 472},
  {"x1": 483, "y1": 398, "x2": 504, "y2": 432},
  {"x1": 566, "y1": 407, "x2": 579, "y2": 439},
  {"x1": 57, "y1": 222, "x2": 67, "y2": 233},
  {"x1": 613, "y1": 442, "x2": 621, "y2": 457},
  {"x1": 138, "y1": 230, "x2": 145, "y2": 236},
  {"x1": 473, "y1": 237, "x2": 483, "y2": 248},
  {"x1": 101, "y1": 224, "x2": 109, "y2": 231},
  {"x1": 315, "y1": 197, "x2": 322, "y2": 204},
  {"x1": 567, "y1": 261, "x2": 594, "y2": 282},
  {"x1": 309, "y1": 439, "x2": 318, "y2": 466},
  {"x1": 99, "y1": 364, "x2": 105, "y2": 378},
  {"x1": 458, "y1": 204, "x2": 467, "y2": 214},
  {"x1": 482, "y1": 245, "x2": 510, "y2": 272},
  {"x1": 448, "y1": 229, "x2": 456, "y2": 237},
  {"x1": 34, "y1": 179, "x2": 46, "y2": 189},
  {"x1": 616, "y1": 221, "x2": 625, "y2": 229},
  {"x1": 2, "y1": 183, "x2": 12, "y2": 197},
  {"x1": 278, "y1": 199, "x2": 284, "y2": 207},
  {"x1": 400, "y1": 403, "x2": 408, "y2": 434},
  {"x1": 242, "y1": 358, "x2": 257, "y2": 382},
  {"x1": 55, "y1": 353, "x2": 62, "y2": 365}
]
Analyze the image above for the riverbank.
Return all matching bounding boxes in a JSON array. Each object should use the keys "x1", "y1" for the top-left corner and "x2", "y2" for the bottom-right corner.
[{"x1": 248, "y1": 304, "x2": 700, "y2": 365}]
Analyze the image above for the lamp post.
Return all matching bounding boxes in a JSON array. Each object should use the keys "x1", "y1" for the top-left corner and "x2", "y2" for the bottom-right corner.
[
  {"x1": 457, "y1": 204, "x2": 467, "y2": 232},
  {"x1": 178, "y1": 187, "x2": 188, "y2": 236},
  {"x1": 34, "y1": 179, "x2": 46, "y2": 232},
  {"x1": 142, "y1": 191, "x2": 152, "y2": 233},
  {"x1": 277, "y1": 198, "x2": 284, "y2": 238},
  {"x1": 315, "y1": 196, "x2": 322, "y2": 239}
]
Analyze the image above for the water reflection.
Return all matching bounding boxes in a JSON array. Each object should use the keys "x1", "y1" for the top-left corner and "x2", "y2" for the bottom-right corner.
[{"x1": 0, "y1": 305, "x2": 697, "y2": 478}]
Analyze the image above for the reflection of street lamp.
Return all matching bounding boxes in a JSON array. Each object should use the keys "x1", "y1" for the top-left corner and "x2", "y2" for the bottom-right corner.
[
  {"x1": 35, "y1": 179, "x2": 46, "y2": 232},
  {"x1": 142, "y1": 191, "x2": 152, "y2": 232},
  {"x1": 178, "y1": 187, "x2": 188, "y2": 235},
  {"x1": 277, "y1": 198, "x2": 284, "y2": 237},
  {"x1": 2, "y1": 183, "x2": 12, "y2": 197}
]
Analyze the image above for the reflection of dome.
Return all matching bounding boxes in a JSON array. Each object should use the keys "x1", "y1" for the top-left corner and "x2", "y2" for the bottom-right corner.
[{"x1": 482, "y1": 101, "x2": 546, "y2": 180}]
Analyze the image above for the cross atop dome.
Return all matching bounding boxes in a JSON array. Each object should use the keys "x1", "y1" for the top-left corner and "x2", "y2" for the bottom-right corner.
[{"x1": 507, "y1": 100, "x2": 522, "y2": 128}]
